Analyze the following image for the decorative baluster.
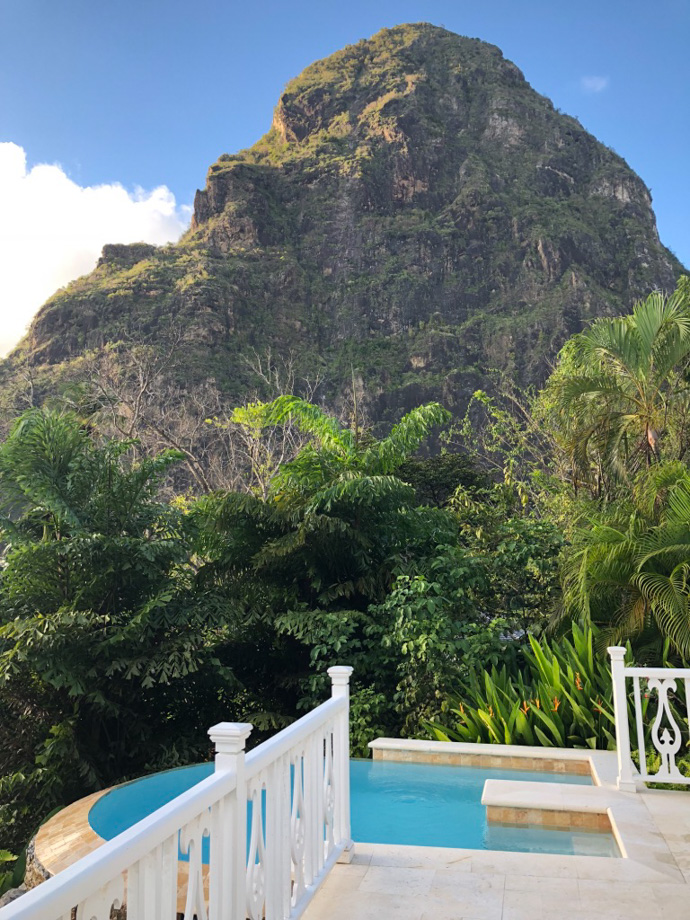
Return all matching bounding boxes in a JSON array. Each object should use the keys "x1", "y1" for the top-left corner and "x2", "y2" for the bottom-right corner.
[
  {"x1": 127, "y1": 861, "x2": 141, "y2": 920},
  {"x1": 305, "y1": 734, "x2": 319, "y2": 887},
  {"x1": 279, "y1": 753, "x2": 292, "y2": 918},
  {"x1": 290, "y1": 751, "x2": 306, "y2": 906},
  {"x1": 315, "y1": 731, "x2": 325, "y2": 875},
  {"x1": 265, "y1": 752, "x2": 291, "y2": 920},
  {"x1": 323, "y1": 725, "x2": 335, "y2": 858},
  {"x1": 264, "y1": 762, "x2": 278, "y2": 920},
  {"x1": 159, "y1": 834, "x2": 178, "y2": 920},
  {"x1": 246, "y1": 780, "x2": 267, "y2": 920},
  {"x1": 180, "y1": 814, "x2": 212, "y2": 920},
  {"x1": 127, "y1": 851, "x2": 157, "y2": 920},
  {"x1": 632, "y1": 675, "x2": 647, "y2": 780},
  {"x1": 75, "y1": 875, "x2": 125, "y2": 920},
  {"x1": 648, "y1": 677, "x2": 683, "y2": 780},
  {"x1": 683, "y1": 671, "x2": 690, "y2": 760},
  {"x1": 208, "y1": 799, "x2": 224, "y2": 920},
  {"x1": 126, "y1": 834, "x2": 177, "y2": 920}
]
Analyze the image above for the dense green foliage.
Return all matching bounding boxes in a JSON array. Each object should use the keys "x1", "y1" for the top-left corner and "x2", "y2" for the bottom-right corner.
[
  {"x1": 0, "y1": 394, "x2": 566, "y2": 854},
  {"x1": 563, "y1": 461, "x2": 690, "y2": 657},
  {"x1": 0, "y1": 411, "x2": 232, "y2": 852},
  {"x1": 429, "y1": 279, "x2": 690, "y2": 764}
]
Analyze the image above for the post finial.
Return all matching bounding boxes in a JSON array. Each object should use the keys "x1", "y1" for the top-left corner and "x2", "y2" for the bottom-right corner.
[
  {"x1": 328, "y1": 665, "x2": 353, "y2": 683},
  {"x1": 208, "y1": 722, "x2": 252, "y2": 763},
  {"x1": 328, "y1": 665, "x2": 353, "y2": 699}
]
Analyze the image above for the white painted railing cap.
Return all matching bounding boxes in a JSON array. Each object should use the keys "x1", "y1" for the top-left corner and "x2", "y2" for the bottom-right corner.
[
  {"x1": 607, "y1": 646, "x2": 627, "y2": 660},
  {"x1": 327, "y1": 666, "x2": 354, "y2": 683},
  {"x1": 208, "y1": 721, "x2": 253, "y2": 753}
]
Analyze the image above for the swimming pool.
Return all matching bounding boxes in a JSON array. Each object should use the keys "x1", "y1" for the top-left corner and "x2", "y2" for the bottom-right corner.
[
  {"x1": 88, "y1": 758, "x2": 618, "y2": 859},
  {"x1": 351, "y1": 759, "x2": 617, "y2": 857}
]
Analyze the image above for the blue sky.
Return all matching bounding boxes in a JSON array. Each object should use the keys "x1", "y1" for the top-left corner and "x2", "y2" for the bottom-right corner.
[{"x1": 0, "y1": 0, "x2": 687, "y2": 351}]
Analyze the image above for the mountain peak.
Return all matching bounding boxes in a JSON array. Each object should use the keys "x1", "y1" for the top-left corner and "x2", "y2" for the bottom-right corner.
[
  {"x1": 261, "y1": 23, "x2": 524, "y2": 150},
  {"x1": 3, "y1": 25, "x2": 683, "y2": 438}
]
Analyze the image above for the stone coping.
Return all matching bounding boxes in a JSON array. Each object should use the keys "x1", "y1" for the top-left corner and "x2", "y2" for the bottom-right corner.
[
  {"x1": 368, "y1": 738, "x2": 628, "y2": 787},
  {"x1": 482, "y1": 779, "x2": 614, "y2": 814},
  {"x1": 369, "y1": 739, "x2": 598, "y2": 762},
  {"x1": 486, "y1": 803, "x2": 612, "y2": 831},
  {"x1": 480, "y1": 777, "x2": 683, "y2": 877},
  {"x1": 31, "y1": 789, "x2": 107, "y2": 879},
  {"x1": 29, "y1": 785, "x2": 202, "y2": 914}
]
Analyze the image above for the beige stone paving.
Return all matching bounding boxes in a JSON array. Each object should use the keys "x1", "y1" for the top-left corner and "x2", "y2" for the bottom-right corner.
[
  {"x1": 33, "y1": 789, "x2": 106, "y2": 876},
  {"x1": 304, "y1": 788, "x2": 690, "y2": 920},
  {"x1": 32, "y1": 785, "x2": 208, "y2": 913}
]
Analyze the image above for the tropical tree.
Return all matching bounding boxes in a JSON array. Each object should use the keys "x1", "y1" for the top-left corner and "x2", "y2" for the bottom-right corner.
[
  {"x1": 0, "y1": 410, "x2": 229, "y2": 851},
  {"x1": 194, "y1": 397, "x2": 459, "y2": 732},
  {"x1": 562, "y1": 461, "x2": 690, "y2": 657},
  {"x1": 544, "y1": 278, "x2": 690, "y2": 493},
  {"x1": 196, "y1": 396, "x2": 454, "y2": 604}
]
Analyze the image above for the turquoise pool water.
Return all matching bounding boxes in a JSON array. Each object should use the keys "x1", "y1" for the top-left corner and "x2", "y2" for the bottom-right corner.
[
  {"x1": 352, "y1": 759, "x2": 617, "y2": 857},
  {"x1": 88, "y1": 758, "x2": 619, "y2": 859}
]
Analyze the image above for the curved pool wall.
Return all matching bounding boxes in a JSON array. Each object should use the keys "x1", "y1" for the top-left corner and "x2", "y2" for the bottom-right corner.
[{"x1": 89, "y1": 758, "x2": 618, "y2": 860}]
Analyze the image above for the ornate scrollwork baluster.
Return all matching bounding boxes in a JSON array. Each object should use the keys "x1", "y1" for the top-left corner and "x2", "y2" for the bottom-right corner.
[
  {"x1": 648, "y1": 677, "x2": 683, "y2": 780},
  {"x1": 76, "y1": 875, "x2": 125, "y2": 920},
  {"x1": 323, "y1": 726, "x2": 335, "y2": 857},
  {"x1": 290, "y1": 752, "x2": 306, "y2": 905},
  {"x1": 246, "y1": 782, "x2": 267, "y2": 920},
  {"x1": 179, "y1": 814, "x2": 211, "y2": 920}
]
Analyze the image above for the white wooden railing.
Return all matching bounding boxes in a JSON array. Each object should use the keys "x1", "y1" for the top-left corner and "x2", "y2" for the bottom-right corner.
[
  {"x1": 609, "y1": 646, "x2": 690, "y2": 791},
  {"x1": 0, "y1": 665, "x2": 353, "y2": 920}
]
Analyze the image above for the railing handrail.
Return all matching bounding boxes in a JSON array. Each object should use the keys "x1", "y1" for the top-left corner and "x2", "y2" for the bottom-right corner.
[
  {"x1": 245, "y1": 695, "x2": 345, "y2": 779},
  {"x1": 0, "y1": 686, "x2": 351, "y2": 920},
  {"x1": 0, "y1": 768, "x2": 238, "y2": 920},
  {"x1": 623, "y1": 665, "x2": 690, "y2": 679}
]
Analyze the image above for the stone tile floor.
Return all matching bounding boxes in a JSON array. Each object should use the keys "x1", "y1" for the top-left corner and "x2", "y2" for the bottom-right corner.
[{"x1": 304, "y1": 788, "x2": 690, "y2": 920}]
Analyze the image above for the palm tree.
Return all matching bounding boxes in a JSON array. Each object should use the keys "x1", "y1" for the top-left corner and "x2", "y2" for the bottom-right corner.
[
  {"x1": 562, "y1": 461, "x2": 690, "y2": 657},
  {"x1": 196, "y1": 397, "x2": 453, "y2": 610},
  {"x1": 546, "y1": 278, "x2": 690, "y2": 492}
]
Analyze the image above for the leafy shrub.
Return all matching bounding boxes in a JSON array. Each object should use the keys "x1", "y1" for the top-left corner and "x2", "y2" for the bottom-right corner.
[
  {"x1": 0, "y1": 850, "x2": 19, "y2": 898},
  {"x1": 429, "y1": 624, "x2": 623, "y2": 749}
]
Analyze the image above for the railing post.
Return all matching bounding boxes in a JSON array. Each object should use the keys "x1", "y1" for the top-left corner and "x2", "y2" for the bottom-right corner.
[
  {"x1": 208, "y1": 722, "x2": 252, "y2": 920},
  {"x1": 608, "y1": 647, "x2": 637, "y2": 793},
  {"x1": 327, "y1": 666, "x2": 353, "y2": 854}
]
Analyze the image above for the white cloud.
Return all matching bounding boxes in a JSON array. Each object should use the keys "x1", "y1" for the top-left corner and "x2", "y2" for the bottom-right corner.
[
  {"x1": 0, "y1": 142, "x2": 191, "y2": 357},
  {"x1": 580, "y1": 75, "x2": 610, "y2": 94}
]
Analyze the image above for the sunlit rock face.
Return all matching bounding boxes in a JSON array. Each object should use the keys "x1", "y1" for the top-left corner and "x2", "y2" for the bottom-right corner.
[{"x1": 3, "y1": 23, "x2": 683, "y2": 424}]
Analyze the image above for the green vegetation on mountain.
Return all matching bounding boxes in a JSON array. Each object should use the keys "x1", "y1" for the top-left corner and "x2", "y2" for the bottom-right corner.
[{"x1": 1, "y1": 23, "x2": 683, "y2": 441}]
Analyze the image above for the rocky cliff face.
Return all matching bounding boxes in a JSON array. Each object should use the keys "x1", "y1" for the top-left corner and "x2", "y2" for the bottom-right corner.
[{"x1": 3, "y1": 23, "x2": 684, "y2": 423}]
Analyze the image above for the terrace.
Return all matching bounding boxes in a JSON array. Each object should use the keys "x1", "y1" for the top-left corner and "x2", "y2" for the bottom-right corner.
[{"x1": 1, "y1": 651, "x2": 690, "y2": 920}]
